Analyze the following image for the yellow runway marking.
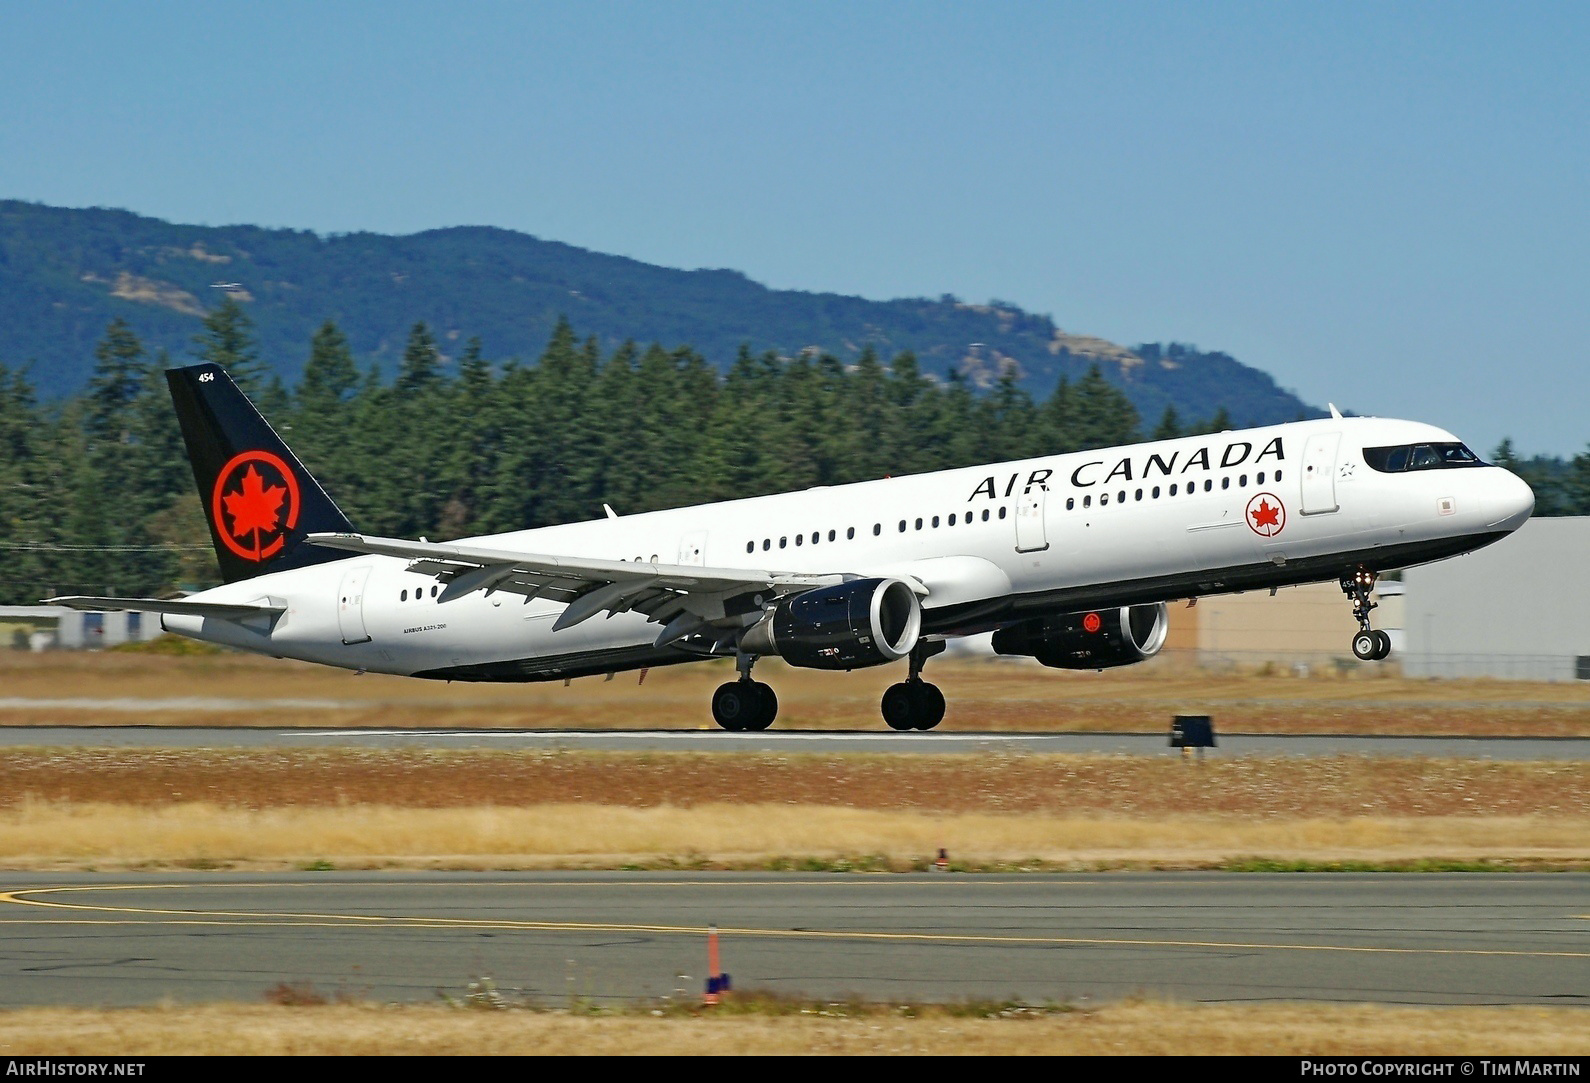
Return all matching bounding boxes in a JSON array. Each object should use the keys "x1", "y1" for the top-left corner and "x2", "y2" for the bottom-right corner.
[{"x1": 0, "y1": 885, "x2": 1583, "y2": 960}]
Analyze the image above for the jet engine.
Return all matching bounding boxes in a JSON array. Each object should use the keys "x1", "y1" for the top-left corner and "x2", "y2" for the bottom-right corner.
[
  {"x1": 739, "y1": 578, "x2": 922, "y2": 670},
  {"x1": 990, "y1": 602, "x2": 1168, "y2": 670}
]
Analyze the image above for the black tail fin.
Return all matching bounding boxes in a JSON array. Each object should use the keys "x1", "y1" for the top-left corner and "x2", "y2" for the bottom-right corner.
[{"x1": 167, "y1": 363, "x2": 355, "y2": 584}]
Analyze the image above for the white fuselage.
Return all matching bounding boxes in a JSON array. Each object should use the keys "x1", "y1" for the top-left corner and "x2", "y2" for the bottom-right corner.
[{"x1": 163, "y1": 415, "x2": 1535, "y2": 680}]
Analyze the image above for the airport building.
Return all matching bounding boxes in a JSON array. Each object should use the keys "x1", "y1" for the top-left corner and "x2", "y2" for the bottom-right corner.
[
  {"x1": 0, "y1": 605, "x2": 165, "y2": 651},
  {"x1": 1400, "y1": 516, "x2": 1590, "y2": 681}
]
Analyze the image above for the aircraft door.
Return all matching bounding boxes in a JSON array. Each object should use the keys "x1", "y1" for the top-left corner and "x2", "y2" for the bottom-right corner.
[
  {"x1": 336, "y1": 564, "x2": 372, "y2": 645},
  {"x1": 1014, "y1": 486, "x2": 1049, "y2": 553},
  {"x1": 678, "y1": 531, "x2": 707, "y2": 566},
  {"x1": 1300, "y1": 432, "x2": 1341, "y2": 515}
]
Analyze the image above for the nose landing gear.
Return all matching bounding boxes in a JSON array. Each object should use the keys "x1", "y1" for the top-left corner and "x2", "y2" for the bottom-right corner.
[
  {"x1": 1341, "y1": 567, "x2": 1392, "y2": 661},
  {"x1": 881, "y1": 639, "x2": 947, "y2": 731}
]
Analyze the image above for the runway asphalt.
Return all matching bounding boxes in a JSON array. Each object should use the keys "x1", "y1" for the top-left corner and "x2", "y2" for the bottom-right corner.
[{"x1": 1, "y1": 871, "x2": 1584, "y2": 1008}]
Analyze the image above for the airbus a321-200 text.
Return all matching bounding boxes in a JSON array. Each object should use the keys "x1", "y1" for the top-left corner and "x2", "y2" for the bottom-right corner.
[{"x1": 52, "y1": 364, "x2": 1535, "y2": 731}]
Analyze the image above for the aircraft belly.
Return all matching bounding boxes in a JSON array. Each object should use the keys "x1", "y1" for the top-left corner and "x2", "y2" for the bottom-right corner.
[{"x1": 367, "y1": 593, "x2": 659, "y2": 675}]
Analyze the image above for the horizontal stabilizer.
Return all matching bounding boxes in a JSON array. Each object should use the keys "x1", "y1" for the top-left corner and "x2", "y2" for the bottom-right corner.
[{"x1": 45, "y1": 596, "x2": 285, "y2": 619}]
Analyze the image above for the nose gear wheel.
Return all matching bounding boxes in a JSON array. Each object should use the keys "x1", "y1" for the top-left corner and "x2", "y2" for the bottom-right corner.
[{"x1": 1341, "y1": 567, "x2": 1392, "y2": 661}]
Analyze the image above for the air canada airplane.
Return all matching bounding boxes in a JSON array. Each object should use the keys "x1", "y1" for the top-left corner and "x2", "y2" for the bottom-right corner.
[{"x1": 51, "y1": 364, "x2": 1534, "y2": 731}]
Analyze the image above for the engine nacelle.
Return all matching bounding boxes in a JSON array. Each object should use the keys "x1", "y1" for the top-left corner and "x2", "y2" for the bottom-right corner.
[
  {"x1": 740, "y1": 577, "x2": 922, "y2": 670},
  {"x1": 990, "y1": 602, "x2": 1169, "y2": 670}
]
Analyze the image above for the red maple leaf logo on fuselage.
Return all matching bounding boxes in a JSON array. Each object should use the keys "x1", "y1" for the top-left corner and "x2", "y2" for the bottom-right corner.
[{"x1": 1245, "y1": 492, "x2": 1286, "y2": 537}]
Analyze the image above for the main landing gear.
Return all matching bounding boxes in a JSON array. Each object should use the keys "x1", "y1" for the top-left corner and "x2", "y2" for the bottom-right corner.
[
  {"x1": 712, "y1": 653, "x2": 778, "y2": 731},
  {"x1": 711, "y1": 641, "x2": 952, "y2": 732},
  {"x1": 1341, "y1": 566, "x2": 1392, "y2": 661},
  {"x1": 881, "y1": 640, "x2": 947, "y2": 731}
]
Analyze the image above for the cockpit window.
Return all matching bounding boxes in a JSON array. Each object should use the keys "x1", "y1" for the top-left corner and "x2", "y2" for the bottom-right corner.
[{"x1": 1363, "y1": 442, "x2": 1484, "y2": 473}]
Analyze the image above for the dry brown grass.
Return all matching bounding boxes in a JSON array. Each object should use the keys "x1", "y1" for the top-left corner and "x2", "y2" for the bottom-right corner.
[
  {"x1": 2, "y1": 749, "x2": 1583, "y2": 817},
  {"x1": 0, "y1": 750, "x2": 1585, "y2": 870},
  {"x1": 0, "y1": 1000, "x2": 1584, "y2": 1056},
  {"x1": 2, "y1": 649, "x2": 1588, "y2": 734},
  {"x1": 1, "y1": 802, "x2": 1584, "y2": 870}
]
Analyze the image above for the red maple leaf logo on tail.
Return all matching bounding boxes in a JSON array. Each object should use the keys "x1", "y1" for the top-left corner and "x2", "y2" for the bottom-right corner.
[
  {"x1": 211, "y1": 450, "x2": 301, "y2": 563},
  {"x1": 223, "y1": 465, "x2": 286, "y2": 538}
]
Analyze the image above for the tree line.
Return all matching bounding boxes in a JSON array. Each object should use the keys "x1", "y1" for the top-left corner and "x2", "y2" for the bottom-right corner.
[{"x1": 1, "y1": 298, "x2": 1586, "y2": 603}]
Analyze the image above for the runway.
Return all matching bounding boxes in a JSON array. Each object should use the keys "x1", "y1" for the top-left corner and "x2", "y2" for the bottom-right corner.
[
  {"x1": 1, "y1": 726, "x2": 1587, "y2": 759},
  {"x1": 1, "y1": 872, "x2": 1585, "y2": 1008}
]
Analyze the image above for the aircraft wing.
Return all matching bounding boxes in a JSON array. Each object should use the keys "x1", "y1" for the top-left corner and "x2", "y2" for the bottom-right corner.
[
  {"x1": 306, "y1": 532, "x2": 871, "y2": 648},
  {"x1": 45, "y1": 596, "x2": 286, "y2": 619}
]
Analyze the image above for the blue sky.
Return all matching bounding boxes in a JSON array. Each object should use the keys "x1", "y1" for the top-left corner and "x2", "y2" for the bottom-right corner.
[{"x1": 3, "y1": 1, "x2": 1586, "y2": 456}]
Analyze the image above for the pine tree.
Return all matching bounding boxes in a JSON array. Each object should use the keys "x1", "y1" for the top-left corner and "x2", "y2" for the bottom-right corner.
[
  {"x1": 292, "y1": 320, "x2": 361, "y2": 509},
  {"x1": 0, "y1": 365, "x2": 54, "y2": 603},
  {"x1": 396, "y1": 322, "x2": 441, "y2": 394},
  {"x1": 1071, "y1": 365, "x2": 1140, "y2": 449},
  {"x1": 86, "y1": 319, "x2": 145, "y2": 454},
  {"x1": 1567, "y1": 446, "x2": 1590, "y2": 515},
  {"x1": 192, "y1": 296, "x2": 263, "y2": 393},
  {"x1": 1152, "y1": 406, "x2": 1183, "y2": 441}
]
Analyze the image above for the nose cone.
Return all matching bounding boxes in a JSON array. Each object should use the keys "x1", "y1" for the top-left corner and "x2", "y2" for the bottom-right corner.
[{"x1": 1488, "y1": 468, "x2": 1535, "y2": 531}]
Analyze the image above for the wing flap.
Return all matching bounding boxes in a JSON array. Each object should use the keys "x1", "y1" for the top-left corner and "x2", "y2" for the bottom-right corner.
[{"x1": 306, "y1": 531, "x2": 851, "y2": 632}]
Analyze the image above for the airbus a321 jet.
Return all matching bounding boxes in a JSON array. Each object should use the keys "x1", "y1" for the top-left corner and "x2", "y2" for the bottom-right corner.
[{"x1": 51, "y1": 364, "x2": 1534, "y2": 731}]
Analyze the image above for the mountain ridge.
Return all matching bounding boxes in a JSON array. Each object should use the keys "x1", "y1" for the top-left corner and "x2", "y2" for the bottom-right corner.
[{"x1": 0, "y1": 199, "x2": 1319, "y2": 427}]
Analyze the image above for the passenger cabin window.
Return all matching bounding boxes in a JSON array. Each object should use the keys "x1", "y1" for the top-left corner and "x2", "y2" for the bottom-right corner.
[{"x1": 1363, "y1": 442, "x2": 1483, "y2": 473}]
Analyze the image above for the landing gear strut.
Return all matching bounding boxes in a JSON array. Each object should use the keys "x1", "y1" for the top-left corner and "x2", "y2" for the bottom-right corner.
[
  {"x1": 712, "y1": 653, "x2": 778, "y2": 731},
  {"x1": 881, "y1": 640, "x2": 947, "y2": 731},
  {"x1": 1341, "y1": 566, "x2": 1392, "y2": 661}
]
